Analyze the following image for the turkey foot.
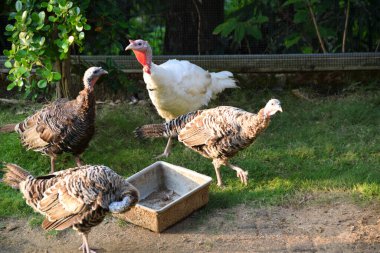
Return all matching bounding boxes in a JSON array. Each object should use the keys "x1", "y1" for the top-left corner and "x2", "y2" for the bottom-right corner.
[
  {"x1": 78, "y1": 244, "x2": 96, "y2": 253},
  {"x1": 227, "y1": 163, "x2": 248, "y2": 185},
  {"x1": 78, "y1": 233, "x2": 97, "y2": 253}
]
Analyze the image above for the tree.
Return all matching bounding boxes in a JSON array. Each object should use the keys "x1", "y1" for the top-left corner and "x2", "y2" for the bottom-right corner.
[{"x1": 3, "y1": 0, "x2": 90, "y2": 99}]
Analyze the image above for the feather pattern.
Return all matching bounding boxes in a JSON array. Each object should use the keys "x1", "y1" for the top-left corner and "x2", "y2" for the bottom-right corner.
[
  {"x1": 136, "y1": 99, "x2": 282, "y2": 187},
  {"x1": 1, "y1": 67, "x2": 108, "y2": 172},
  {"x1": 15, "y1": 90, "x2": 95, "y2": 156},
  {"x1": 2, "y1": 163, "x2": 139, "y2": 250},
  {"x1": 137, "y1": 106, "x2": 269, "y2": 160}
]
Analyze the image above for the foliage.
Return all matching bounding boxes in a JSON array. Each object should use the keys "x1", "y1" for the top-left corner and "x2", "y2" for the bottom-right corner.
[
  {"x1": 214, "y1": 2, "x2": 269, "y2": 45},
  {"x1": 214, "y1": 0, "x2": 380, "y2": 53},
  {"x1": 77, "y1": 0, "x2": 166, "y2": 55},
  {"x1": 3, "y1": 0, "x2": 90, "y2": 98},
  {"x1": 0, "y1": 87, "x2": 379, "y2": 217}
]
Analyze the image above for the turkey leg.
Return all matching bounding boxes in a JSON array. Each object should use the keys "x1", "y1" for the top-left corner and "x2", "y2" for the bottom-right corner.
[
  {"x1": 75, "y1": 155, "x2": 83, "y2": 167},
  {"x1": 155, "y1": 137, "x2": 173, "y2": 159},
  {"x1": 49, "y1": 156, "x2": 56, "y2": 174},
  {"x1": 78, "y1": 232, "x2": 96, "y2": 253}
]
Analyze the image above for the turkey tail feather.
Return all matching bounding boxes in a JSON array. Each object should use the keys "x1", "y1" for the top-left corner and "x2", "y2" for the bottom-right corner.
[
  {"x1": 0, "y1": 124, "x2": 16, "y2": 133},
  {"x1": 135, "y1": 124, "x2": 167, "y2": 139},
  {"x1": 135, "y1": 110, "x2": 203, "y2": 139},
  {"x1": 210, "y1": 71, "x2": 238, "y2": 98},
  {"x1": 2, "y1": 163, "x2": 31, "y2": 189}
]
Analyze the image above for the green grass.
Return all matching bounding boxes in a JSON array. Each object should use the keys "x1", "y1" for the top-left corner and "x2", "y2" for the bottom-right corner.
[{"x1": 0, "y1": 88, "x2": 379, "y2": 218}]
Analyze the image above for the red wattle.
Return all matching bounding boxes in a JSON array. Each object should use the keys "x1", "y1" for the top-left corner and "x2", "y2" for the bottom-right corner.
[{"x1": 133, "y1": 50, "x2": 147, "y2": 66}]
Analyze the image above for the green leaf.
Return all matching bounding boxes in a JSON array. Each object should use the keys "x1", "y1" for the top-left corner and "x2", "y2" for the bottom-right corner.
[
  {"x1": 282, "y1": 0, "x2": 303, "y2": 7},
  {"x1": 68, "y1": 35, "x2": 74, "y2": 44},
  {"x1": 247, "y1": 25, "x2": 262, "y2": 40},
  {"x1": 15, "y1": 1, "x2": 22, "y2": 12},
  {"x1": 213, "y1": 18, "x2": 238, "y2": 37},
  {"x1": 79, "y1": 31, "x2": 85, "y2": 40},
  {"x1": 16, "y1": 79, "x2": 24, "y2": 87},
  {"x1": 284, "y1": 34, "x2": 301, "y2": 48},
  {"x1": 37, "y1": 80, "x2": 47, "y2": 88},
  {"x1": 38, "y1": 11, "x2": 46, "y2": 23},
  {"x1": 37, "y1": 68, "x2": 51, "y2": 80},
  {"x1": 36, "y1": 23, "x2": 44, "y2": 30},
  {"x1": 47, "y1": 4, "x2": 53, "y2": 12},
  {"x1": 61, "y1": 41, "x2": 69, "y2": 50},
  {"x1": 48, "y1": 16, "x2": 56, "y2": 22},
  {"x1": 302, "y1": 46, "x2": 313, "y2": 53},
  {"x1": 7, "y1": 82, "x2": 17, "y2": 91},
  {"x1": 31, "y1": 12, "x2": 40, "y2": 22},
  {"x1": 234, "y1": 23, "x2": 245, "y2": 43},
  {"x1": 16, "y1": 66, "x2": 27, "y2": 76},
  {"x1": 4, "y1": 61, "x2": 12, "y2": 68},
  {"x1": 39, "y1": 36, "x2": 46, "y2": 46},
  {"x1": 3, "y1": 49, "x2": 10, "y2": 57},
  {"x1": 84, "y1": 24, "x2": 91, "y2": 30},
  {"x1": 256, "y1": 15, "x2": 269, "y2": 24},
  {"x1": 52, "y1": 72, "x2": 61, "y2": 81},
  {"x1": 76, "y1": 25, "x2": 83, "y2": 32},
  {"x1": 5, "y1": 24, "x2": 14, "y2": 32},
  {"x1": 15, "y1": 50, "x2": 27, "y2": 61},
  {"x1": 21, "y1": 11, "x2": 28, "y2": 22},
  {"x1": 294, "y1": 10, "x2": 308, "y2": 24}
]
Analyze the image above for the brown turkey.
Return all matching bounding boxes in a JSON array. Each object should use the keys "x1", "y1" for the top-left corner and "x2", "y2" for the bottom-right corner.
[
  {"x1": 0, "y1": 67, "x2": 108, "y2": 173},
  {"x1": 2, "y1": 163, "x2": 139, "y2": 253},
  {"x1": 135, "y1": 99, "x2": 283, "y2": 187}
]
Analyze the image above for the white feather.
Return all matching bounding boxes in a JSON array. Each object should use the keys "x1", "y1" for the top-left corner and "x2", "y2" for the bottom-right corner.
[{"x1": 144, "y1": 59, "x2": 238, "y2": 120}]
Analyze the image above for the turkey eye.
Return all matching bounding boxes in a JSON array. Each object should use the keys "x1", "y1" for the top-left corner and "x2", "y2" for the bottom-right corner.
[{"x1": 138, "y1": 43, "x2": 142, "y2": 46}]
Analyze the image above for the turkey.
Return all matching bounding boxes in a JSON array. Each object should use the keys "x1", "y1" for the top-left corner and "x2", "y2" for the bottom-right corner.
[
  {"x1": 135, "y1": 99, "x2": 282, "y2": 187},
  {"x1": 0, "y1": 67, "x2": 108, "y2": 173},
  {"x1": 125, "y1": 39, "x2": 238, "y2": 158},
  {"x1": 2, "y1": 163, "x2": 139, "y2": 253}
]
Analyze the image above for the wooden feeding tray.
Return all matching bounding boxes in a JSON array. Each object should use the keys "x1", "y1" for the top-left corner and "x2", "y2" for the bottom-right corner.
[{"x1": 114, "y1": 161, "x2": 212, "y2": 232}]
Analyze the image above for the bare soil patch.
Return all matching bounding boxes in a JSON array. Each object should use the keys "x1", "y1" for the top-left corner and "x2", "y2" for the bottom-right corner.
[{"x1": 1, "y1": 193, "x2": 380, "y2": 253}]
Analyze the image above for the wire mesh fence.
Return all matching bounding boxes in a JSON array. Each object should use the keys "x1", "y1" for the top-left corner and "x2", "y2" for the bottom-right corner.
[
  {"x1": 71, "y1": 53, "x2": 380, "y2": 73},
  {"x1": 1, "y1": 53, "x2": 380, "y2": 74}
]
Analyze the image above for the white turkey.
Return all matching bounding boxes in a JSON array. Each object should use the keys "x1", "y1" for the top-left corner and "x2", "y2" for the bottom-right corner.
[
  {"x1": 2, "y1": 163, "x2": 139, "y2": 253},
  {"x1": 125, "y1": 39, "x2": 238, "y2": 157},
  {"x1": 0, "y1": 67, "x2": 108, "y2": 173},
  {"x1": 135, "y1": 99, "x2": 282, "y2": 187}
]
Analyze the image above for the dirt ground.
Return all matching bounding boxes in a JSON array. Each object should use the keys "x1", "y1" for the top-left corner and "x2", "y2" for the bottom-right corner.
[{"x1": 1, "y1": 193, "x2": 380, "y2": 253}]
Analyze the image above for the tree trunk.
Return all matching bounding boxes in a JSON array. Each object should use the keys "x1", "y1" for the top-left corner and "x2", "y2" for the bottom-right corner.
[
  {"x1": 164, "y1": 0, "x2": 224, "y2": 54},
  {"x1": 55, "y1": 54, "x2": 74, "y2": 99}
]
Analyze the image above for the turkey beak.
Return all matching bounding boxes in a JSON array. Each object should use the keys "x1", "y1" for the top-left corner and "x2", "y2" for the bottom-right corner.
[
  {"x1": 125, "y1": 40, "x2": 135, "y2": 51},
  {"x1": 277, "y1": 105, "x2": 283, "y2": 113}
]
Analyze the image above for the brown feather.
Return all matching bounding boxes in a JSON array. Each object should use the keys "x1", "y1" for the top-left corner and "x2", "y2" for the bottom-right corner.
[
  {"x1": 4, "y1": 164, "x2": 139, "y2": 235},
  {"x1": 2, "y1": 163, "x2": 31, "y2": 189},
  {"x1": 135, "y1": 124, "x2": 167, "y2": 139},
  {"x1": 2, "y1": 67, "x2": 108, "y2": 173},
  {"x1": 0, "y1": 124, "x2": 16, "y2": 133}
]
